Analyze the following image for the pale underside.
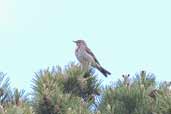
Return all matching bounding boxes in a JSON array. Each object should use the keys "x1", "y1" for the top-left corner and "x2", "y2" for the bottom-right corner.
[{"x1": 75, "y1": 46, "x2": 99, "y2": 72}]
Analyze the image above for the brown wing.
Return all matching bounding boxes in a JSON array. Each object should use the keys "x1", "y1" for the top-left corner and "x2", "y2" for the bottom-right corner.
[{"x1": 86, "y1": 47, "x2": 100, "y2": 65}]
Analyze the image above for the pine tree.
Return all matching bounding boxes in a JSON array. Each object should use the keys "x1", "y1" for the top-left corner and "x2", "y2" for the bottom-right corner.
[
  {"x1": 31, "y1": 63, "x2": 101, "y2": 114},
  {"x1": 96, "y1": 71, "x2": 171, "y2": 114},
  {"x1": 0, "y1": 72, "x2": 33, "y2": 114},
  {"x1": 1, "y1": 65, "x2": 171, "y2": 114}
]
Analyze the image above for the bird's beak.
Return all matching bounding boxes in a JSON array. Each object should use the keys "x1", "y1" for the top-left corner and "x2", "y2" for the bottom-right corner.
[{"x1": 73, "y1": 41, "x2": 77, "y2": 43}]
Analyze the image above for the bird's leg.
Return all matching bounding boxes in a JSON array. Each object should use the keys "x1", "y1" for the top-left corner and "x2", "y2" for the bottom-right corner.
[
  {"x1": 83, "y1": 72, "x2": 90, "y2": 78},
  {"x1": 79, "y1": 65, "x2": 86, "y2": 77},
  {"x1": 78, "y1": 67, "x2": 90, "y2": 82},
  {"x1": 80, "y1": 63, "x2": 91, "y2": 79},
  {"x1": 83, "y1": 63, "x2": 92, "y2": 78}
]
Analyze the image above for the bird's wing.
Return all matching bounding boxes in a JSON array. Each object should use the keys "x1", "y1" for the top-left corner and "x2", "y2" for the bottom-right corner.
[{"x1": 86, "y1": 47, "x2": 100, "y2": 65}]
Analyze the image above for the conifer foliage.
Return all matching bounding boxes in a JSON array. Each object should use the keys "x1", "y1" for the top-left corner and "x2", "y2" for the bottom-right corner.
[
  {"x1": 97, "y1": 71, "x2": 171, "y2": 114},
  {"x1": 0, "y1": 72, "x2": 33, "y2": 114},
  {"x1": 31, "y1": 63, "x2": 100, "y2": 114},
  {"x1": 0, "y1": 65, "x2": 171, "y2": 114}
]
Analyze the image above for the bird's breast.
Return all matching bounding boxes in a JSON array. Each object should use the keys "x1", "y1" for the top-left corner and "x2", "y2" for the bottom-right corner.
[
  {"x1": 75, "y1": 47, "x2": 95, "y2": 67},
  {"x1": 75, "y1": 48, "x2": 85, "y2": 62}
]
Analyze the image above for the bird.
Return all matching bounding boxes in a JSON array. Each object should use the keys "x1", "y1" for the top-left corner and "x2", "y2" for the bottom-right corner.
[{"x1": 73, "y1": 40, "x2": 111, "y2": 77}]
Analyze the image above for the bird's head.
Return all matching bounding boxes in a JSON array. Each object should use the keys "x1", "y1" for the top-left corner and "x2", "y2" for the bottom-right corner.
[{"x1": 73, "y1": 40, "x2": 87, "y2": 47}]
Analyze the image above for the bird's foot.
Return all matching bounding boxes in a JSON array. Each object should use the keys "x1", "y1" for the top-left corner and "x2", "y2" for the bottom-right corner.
[{"x1": 83, "y1": 72, "x2": 91, "y2": 78}]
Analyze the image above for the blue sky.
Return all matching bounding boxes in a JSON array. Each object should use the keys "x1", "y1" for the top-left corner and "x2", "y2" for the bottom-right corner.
[{"x1": 0, "y1": 0, "x2": 171, "y2": 91}]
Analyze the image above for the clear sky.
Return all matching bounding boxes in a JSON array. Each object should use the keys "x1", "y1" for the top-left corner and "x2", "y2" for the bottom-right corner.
[{"x1": 0, "y1": 0, "x2": 171, "y2": 91}]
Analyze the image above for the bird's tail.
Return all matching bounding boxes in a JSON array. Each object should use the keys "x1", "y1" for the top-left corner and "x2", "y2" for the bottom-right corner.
[{"x1": 96, "y1": 65, "x2": 111, "y2": 77}]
